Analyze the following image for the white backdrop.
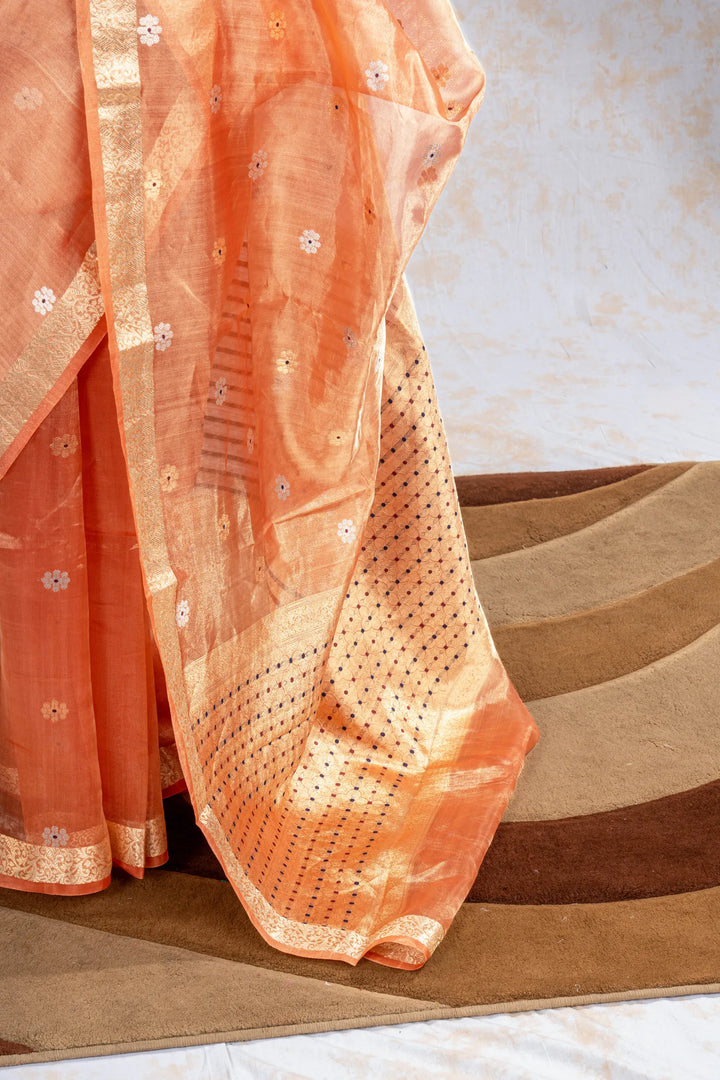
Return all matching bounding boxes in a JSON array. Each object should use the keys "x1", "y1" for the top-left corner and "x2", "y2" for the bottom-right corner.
[{"x1": 409, "y1": 0, "x2": 720, "y2": 475}]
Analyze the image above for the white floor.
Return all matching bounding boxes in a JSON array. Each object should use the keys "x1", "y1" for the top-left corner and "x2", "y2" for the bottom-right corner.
[{"x1": 5, "y1": 1, "x2": 719, "y2": 1076}]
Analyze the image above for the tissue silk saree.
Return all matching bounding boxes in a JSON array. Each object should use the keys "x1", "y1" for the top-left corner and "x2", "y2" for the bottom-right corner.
[{"x1": 0, "y1": 0, "x2": 540, "y2": 967}]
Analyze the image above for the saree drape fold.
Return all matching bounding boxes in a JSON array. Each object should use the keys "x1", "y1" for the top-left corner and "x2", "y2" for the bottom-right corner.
[{"x1": 0, "y1": 0, "x2": 540, "y2": 966}]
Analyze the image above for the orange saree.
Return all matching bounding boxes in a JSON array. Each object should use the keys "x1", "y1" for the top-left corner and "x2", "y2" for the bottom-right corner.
[{"x1": 0, "y1": 0, "x2": 540, "y2": 967}]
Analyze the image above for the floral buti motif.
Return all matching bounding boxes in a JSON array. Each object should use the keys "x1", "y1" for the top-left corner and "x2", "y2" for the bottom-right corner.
[
  {"x1": 215, "y1": 377, "x2": 228, "y2": 405},
  {"x1": 153, "y1": 322, "x2": 173, "y2": 351},
  {"x1": 41, "y1": 700, "x2": 68, "y2": 722},
  {"x1": 343, "y1": 327, "x2": 358, "y2": 350},
  {"x1": 43, "y1": 826, "x2": 69, "y2": 848},
  {"x1": 42, "y1": 570, "x2": 70, "y2": 592},
  {"x1": 14, "y1": 87, "x2": 43, "y2": 111},
  {"x1": 159, "y1": 463, "x2": 178, "y2": 492},
  {"x1": 365, "y1": 60, "x2": 389, "y2": 92},
  {"x1": 51, "y1": 433, "x2": 78, "y2": 458},
  {"x1": 276, "y1": 349, "x2": 297, "y2": 374},
  {"x1": 337, "y1": 519, "x2": 357, "y2": 544},
  {"x1": 32, "y1": 287, "x2": 56, "y2": 316},
  {"x1": 210, "y1": 85, "x2": 223, "y2": 113},
  {"x1": 423, "y1": 144, "x2": 442, "y2": 168},
  {"x1": 275, "y1": 475, "x2": 290, "y2": 500},
  {"x1": 248, "y1": 150, "x2": 268, "y2": 181},
  {"x1": 137, "y1": 14, "x2": 162, "y2": 46},
  {"x1": 269, "y1": 12, "x2": 286, "y2": 39},
  {"x1": 175, "y1": 599, "x2": 190, "y2": 628},
  {"x1": 144, "y1": 170, "x2": 162, "y2": 199},
  {"x1": 299, "y1": 229, "x2": 321, "y2": 254},
  {"x1": 212, "y1": 238, "x2": 226, "y2": 266}
]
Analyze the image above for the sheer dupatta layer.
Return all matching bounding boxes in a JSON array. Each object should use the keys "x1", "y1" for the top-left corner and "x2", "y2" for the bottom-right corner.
[{"x1": 0, "y1": 0, "x2": 539, "y2": 966}]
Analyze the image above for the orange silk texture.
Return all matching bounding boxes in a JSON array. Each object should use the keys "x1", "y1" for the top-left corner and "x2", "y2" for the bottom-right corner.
[{"x1": 0, "y1": 0, "x2": 540, "y2": 966}]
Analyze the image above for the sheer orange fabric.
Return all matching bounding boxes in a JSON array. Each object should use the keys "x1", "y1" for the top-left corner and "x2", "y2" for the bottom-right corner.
[{"x1": 0, "y1": 0, "x2": 540, "y2": 967}]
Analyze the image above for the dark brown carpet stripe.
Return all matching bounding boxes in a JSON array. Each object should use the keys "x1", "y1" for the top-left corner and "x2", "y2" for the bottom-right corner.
[
  {"x1": 454, "y1": 463, "x2": 655, "y2": 506},
  {"x1": 469, "y1": 780, "x2": 720, "y2": 905}
]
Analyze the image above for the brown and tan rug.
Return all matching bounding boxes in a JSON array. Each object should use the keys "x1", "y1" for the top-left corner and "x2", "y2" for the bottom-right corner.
[{"x1": 2, "y1": 460, "x2": 719, "y2": 1066}]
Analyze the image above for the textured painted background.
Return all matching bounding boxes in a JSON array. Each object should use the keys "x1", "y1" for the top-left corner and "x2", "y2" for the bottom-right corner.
[{"x1": 408, "y1": 0, "x2": 720, "y2": 474}]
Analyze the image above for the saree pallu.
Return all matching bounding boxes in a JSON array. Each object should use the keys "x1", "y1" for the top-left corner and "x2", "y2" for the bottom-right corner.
[{"x1": 0, "y1": 0, "x2": 540, "y2": 967}]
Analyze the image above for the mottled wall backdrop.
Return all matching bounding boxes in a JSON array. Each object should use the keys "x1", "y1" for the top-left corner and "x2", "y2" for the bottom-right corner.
[{"x1": 408, "y1": 0, "x2": 719, "y2": 474}]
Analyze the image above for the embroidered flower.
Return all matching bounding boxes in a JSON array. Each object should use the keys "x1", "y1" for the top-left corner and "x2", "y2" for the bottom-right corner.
[
  {"x1": 210, "y1": 84, "x2": 223, "y2": 113},
  {"x1": 248, "y1": 150, "x2": 268, "y2": 180},
  {"x1": 275, "y1": 348, "x2": 297, "y2": 374},
  {"x1": 269, "y1": 12, "x2": 286, "y2": 39},
  {"x1": 41, "y1": 700, "x2": 68, "y2": 723},
  {"x1": 275, "y1": 475, "x2": 290, "y2": 500},
  {"x1": 217, "y1": 514, "x2": 230, "y2": 540},
  {"x1": 431, "y1": 63, "x2": 450, "y2": 86},
  {"x1": 50, "y1": 434, "x2": 78, "y2": 458},
  {"x1": 215, "y1": 377, "x2": 228, "y2": 405},
  {"x1": 365, "y1": 60, "x2": 389, "y2": 92},
  {"x1": 419, "y1": 165, "x2": 438, "y2": 186},
  {"x1": 175, "y1": 599, "x2": 190, "y2": 628},
  {"x1": 137, "y1": 13, "x2": 162, "y2": 46},
  {"x1": 14, "y1": 87, "x2": 43, "y2": 111},
  {"x1": 343, "y1": 327, "x2": 357, "y2": 350},
  {"x1": 32, "y1": 286, "x2": 56, "y2": 316},
  {"x1": 337, "y1": 519, "x2": 357, "y2": 544},
  {"x1": 423, "y1": 144, "x2": 441, "y2": 167},
  {"x1": 42, "y1": 825, "x2": 69, "y2": 848},
  {"x1": 299, "y1": 229, "x2": 321, "y2": 254},
  {"x1": 159, "y1": 464, "x2": 178, "y2": 492},
  {"x1": 246, "y1": 428, "x2": 255, "y2": 454},
  {"x1": 329, "y1": 430, "x2": 348, "y2": 446},
  {"x1": 144, "y1": 170, "x2": 162, "y2": 199},
  {"x1": 42, "y1": 570, "x2": 70, "y2": 592},
  {"x1": 153, "y1": 322, "x2": 173, "y2": 351},
  {"x1": 212, "y1": 238, "x2": 226, "y2": 266}
]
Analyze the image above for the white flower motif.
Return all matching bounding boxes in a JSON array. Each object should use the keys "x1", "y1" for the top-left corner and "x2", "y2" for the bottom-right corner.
[
  {"x1": 422, "y1": 143, "x2": 442, "y2": 167},
  {"x1": 137, "y1": 13, "x2": 162, "y2": 46},
  {"x1": 41, "y1": 700, "x2": 68, "y2": 722},
  {"x1": 14, "y1": 87, "x2": 43, "y2": 111},
  {"x1": 215, "y1": 377, "x2": 228, "y2": 405},
  {"x1": 343, "y1": 327, "x2": 357, "y2": 349},
  {"x1": 212, "y1": 238, "x2": 226, "y2": 266},
  {"x1": 210, "y1": 84, "x2": 223, "y2": 113},
  {"x1": 51, "y1": 434, "x2": 78, "y2": 458},
  {"x1": 246, "y1": 428, "x2": 255, "y2": 454},
  {"x1": 275, "y1": 475, "x2": 290, "y2": 500},
  {"x1": 144, "y1": 170, "x2": 162, "y2": 199},
  {"x1": 42, "y1": 825, "x2": 69, "y2": 848},
  {"x1": 365, "y1": 60, "x2": 389, "y2": 92},
  {"x1": 275, "y1": 348, "x2": 297, "y2": 373},
  {"x1": 159, "y1": 464, "x2": 178, "y2": 492},
  {"x1": 337, "y1": 518, "x2": 357, "y2": 544},
  {"x1": 248, "y1": 150, "x2": 268, "y2": 180},
  {"x1": 154, "y1": 322, "x2": 173, "y2": 351},
  {"x1": 175, "y1": 599, "x2": 190, "y2": 628},
  {"x1": 42, "y1": 570, "x2": 70, "y2": 592},
  {"x1": 268, "y1": 11, "x2": 286, "y2": 39},
  {"x1": 32, "y1": 286, "x2": 56, "y2": 316},
  {"x1": 299, "y1": 229, "x2": 321, "y2": 254}
]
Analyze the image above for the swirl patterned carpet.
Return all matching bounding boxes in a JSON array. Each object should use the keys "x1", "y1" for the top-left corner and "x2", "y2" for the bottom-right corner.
[{"x1": 2, "y1": 461, "x2": 719, "y2": 1065}]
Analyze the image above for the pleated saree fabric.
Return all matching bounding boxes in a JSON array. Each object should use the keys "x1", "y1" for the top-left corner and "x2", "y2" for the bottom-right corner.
[{"x1": 0, "y1": 0, "x2": 540, "y2": 967}]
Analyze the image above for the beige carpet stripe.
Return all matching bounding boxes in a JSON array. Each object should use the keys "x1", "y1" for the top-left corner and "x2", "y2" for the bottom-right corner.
[
  {"x1": 471, "y1": 461, "x2": 720, "y2": 625},
  {"x1": 503, "y1": 621, "x2": 720, "y2": 821},
  {"x1": 1, "y1": 873, "x2": 719, "y2": 1013},
  {"x1": 461, "y1": 462, "x2": 692, "y2": 560},
  {"x1": 0, "y1": 908, "x2": 439, "y2": 1054},
  {"x1": 493, "y1": 556, "x2": 720, "y2": 700}
]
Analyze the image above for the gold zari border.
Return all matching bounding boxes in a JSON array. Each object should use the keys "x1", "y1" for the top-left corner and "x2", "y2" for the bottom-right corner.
[{"x1": 0, "y1": 831, "x2": 111, "y2": 886}]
